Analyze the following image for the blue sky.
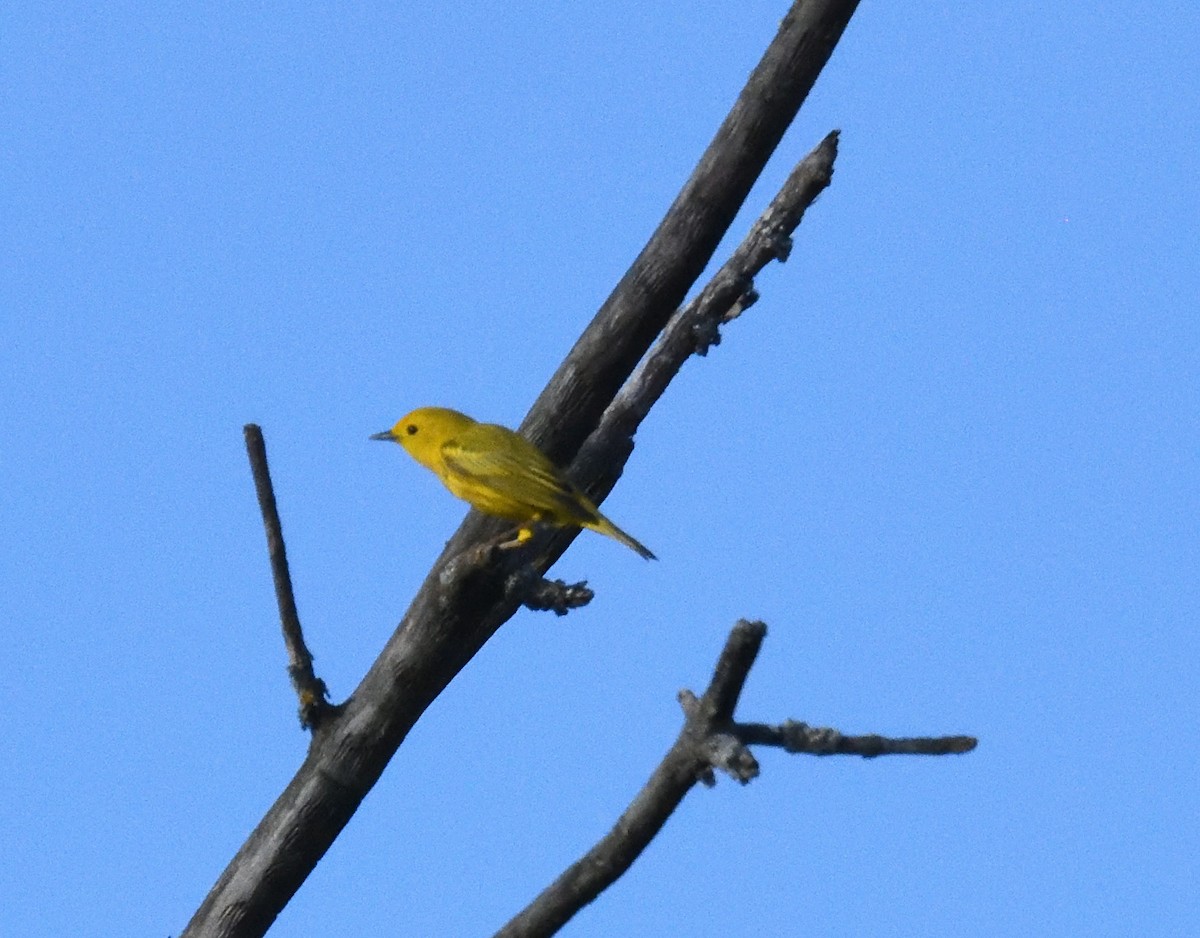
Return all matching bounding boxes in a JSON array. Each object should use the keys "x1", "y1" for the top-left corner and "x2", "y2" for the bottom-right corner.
[{"x1": 2, "y1": 3, "x2": 1197, "y2": 936}]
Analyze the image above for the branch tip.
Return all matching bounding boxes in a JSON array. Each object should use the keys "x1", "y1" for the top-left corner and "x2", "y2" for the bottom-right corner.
[
  {"x1": 497, "y1": 608, "x2": 975, "y2": 937},
  {"x1": 244, "y1": 424, "x2": 332, "y2": 731},
  {"x1": 514, "y1": 573, "x2": 595, "y2": 616}
]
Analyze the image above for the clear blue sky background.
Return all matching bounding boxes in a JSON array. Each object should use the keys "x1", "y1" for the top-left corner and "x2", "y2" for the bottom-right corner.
[{"x1": 2, "y1": 4, "x2": 1196, "y2": 936}]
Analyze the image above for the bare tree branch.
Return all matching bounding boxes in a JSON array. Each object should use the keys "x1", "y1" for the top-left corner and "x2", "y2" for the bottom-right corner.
[
  {"x1": 519, "y1": 2, "x2": 860, "y2": 466},
  {"x1": 515, "y1": 128, "x2": 838, "y2": 569},
  {"x1": 496, "y1": 621, "x2": 977, "y2": 937},
  {"x1": 512, "y1": 129, "x2": 839, "y2": 567},
  {"x1": 738, "y1": 721, "x2": 978, "y2": 757},
  {"x1": 243, "y1": 424, "x2": 331, "y2": 730},
  {"x1": 183, "y1": 5, "x2": 861, "y2": 935}
]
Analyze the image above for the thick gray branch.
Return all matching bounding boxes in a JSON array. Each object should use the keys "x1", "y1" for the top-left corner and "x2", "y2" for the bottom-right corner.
[{"x1": 182, "y1": 4, "x2": 861, "y2": 935}]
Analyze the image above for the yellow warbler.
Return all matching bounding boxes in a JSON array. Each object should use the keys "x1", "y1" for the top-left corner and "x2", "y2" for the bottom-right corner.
[{"x1": 371, "y1": 407, "x2": 655, "y2": 560}]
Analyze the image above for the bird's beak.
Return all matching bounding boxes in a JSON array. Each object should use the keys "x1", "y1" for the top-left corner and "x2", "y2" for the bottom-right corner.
[{"x1": 369, "y1": 430, "x2": 395, "y2": 442}]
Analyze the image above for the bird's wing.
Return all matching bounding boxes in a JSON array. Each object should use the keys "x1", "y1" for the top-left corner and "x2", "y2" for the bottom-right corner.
[{"x1": 441, "y1": 431, "x2": 589, "y2": 522}]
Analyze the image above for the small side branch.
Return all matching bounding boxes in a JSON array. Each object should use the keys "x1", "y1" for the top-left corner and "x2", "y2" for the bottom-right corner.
[
  {"x1": 627, "y1": 129, "x2": 839, "y2": 416},
  {"x1": 496, "y1": 619, "x2": 976, "y2": 937},
  {"x1": 243, "y1": 424, "x2": 332, "y2": 729},
  {"x1": 507, "y1": 570, "x2": 595, "y2": 617},
  {"x1": 738, "y1": 721, "x2": 977, "y2": 758},
  {"x1": 571, "y1": 131, "x2": 840, "y2": 498}
]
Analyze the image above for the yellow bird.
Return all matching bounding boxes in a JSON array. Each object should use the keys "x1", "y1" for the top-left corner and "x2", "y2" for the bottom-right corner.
[{"x1": 371, "y1": 407, "x2": 656, "y2": 560}]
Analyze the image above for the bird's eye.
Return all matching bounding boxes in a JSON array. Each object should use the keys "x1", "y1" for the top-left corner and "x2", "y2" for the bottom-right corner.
[{"x1": 405, "y1": 424, "x2": 418, "y2": 436}]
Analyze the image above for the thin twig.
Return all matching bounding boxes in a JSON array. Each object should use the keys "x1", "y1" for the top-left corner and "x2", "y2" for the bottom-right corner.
[
  {"x1": 496, "y1": 620, "x2": 977, "y2": 937},
  {"x1": 738, "y1": 721, "x2": 978, "y2": 757},
  {"x1": 243, "y1": 424, "x2": 331, "y2": 729}
]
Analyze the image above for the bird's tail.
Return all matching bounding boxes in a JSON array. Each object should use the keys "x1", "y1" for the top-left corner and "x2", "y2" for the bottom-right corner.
[{"x1": 591, "y1": 516, "x2": 657, "y2": 560}]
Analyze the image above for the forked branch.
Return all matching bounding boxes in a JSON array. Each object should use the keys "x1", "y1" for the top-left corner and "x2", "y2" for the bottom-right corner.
[{"x1": 496, "y1": 621, "x2": 977, "y2": 937}]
